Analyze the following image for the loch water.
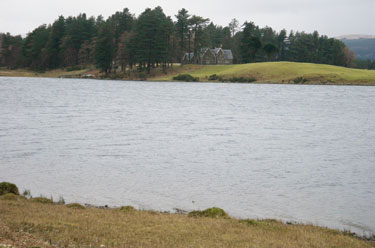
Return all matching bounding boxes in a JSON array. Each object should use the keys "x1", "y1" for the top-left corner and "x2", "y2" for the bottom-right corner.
[{"x1": 1, "y1": 77, "x2": 374, "y2": 235}]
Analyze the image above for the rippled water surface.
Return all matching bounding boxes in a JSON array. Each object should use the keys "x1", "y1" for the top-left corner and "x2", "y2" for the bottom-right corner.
[{"x1": 1, "y1": 77, "x2": 375, "y2": 235}]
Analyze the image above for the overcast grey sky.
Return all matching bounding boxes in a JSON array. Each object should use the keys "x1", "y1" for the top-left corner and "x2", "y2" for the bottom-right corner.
[{"x1": 0, "y1": 0, "x2": 374, "y2": 37}]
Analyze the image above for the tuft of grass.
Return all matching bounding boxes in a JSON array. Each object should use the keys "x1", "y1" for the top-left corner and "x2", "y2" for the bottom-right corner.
[
  {"x1": 119, "y1": 206, "x2": 136, "y2": 212},
  {"x1": 239, "y1": 219, "x2": 261, "y2": 226},
  {"x1": 0, "y1": 182, "x2": 19, "y2": 196},
  {"x1": 188, "y1": 207, "x2": 229, "y2": 218},
  {"x1": 30, "y1": 197, "x2": 53, "y2": 204},
  {"x1": 66, "y1": 203, "x2": 85, "y2": 209}
]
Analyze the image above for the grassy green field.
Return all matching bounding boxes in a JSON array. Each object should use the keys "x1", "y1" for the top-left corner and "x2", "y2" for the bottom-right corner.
[
  {"x1": 2, "y1": 62, "x2": 375, "y2": 85},
  {"x1": 154, "y1": 62, "x2": 375, "y2": 85},
  {"x1": 1, "y1": 196, "x2": 374, "y2": 248}
]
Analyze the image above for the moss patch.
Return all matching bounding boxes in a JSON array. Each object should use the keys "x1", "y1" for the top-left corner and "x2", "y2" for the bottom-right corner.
[
  {"x1": 66, "y1": 203, "x2": 85, "y2": 209},
  {"x1": 188, "y1": 207, "x2": 229, "y2": 218},
  {"x1": 30, "y1": 197, "x2": 53, "y2": 204}
]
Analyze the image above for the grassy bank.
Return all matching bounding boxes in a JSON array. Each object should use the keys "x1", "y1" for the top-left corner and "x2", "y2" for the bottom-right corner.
[
  {"x1": 154, "y1": 62, "x2": 375, "y2": 85},
  {"x1": 2, "y1": 62, "x2": 375, "y2": 85},
  {"x1": 0, "y1": 196, "x2": 374, "y2": 248},
  {"x1": 0, "y1": 68, "x2": 95, "y2": 79}
]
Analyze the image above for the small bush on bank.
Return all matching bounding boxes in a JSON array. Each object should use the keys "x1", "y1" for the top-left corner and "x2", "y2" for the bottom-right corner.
[
  {"x1": 120, "y1": 206, "x2": 136, "y2": 212},
  {"x1": 0, "y1": 182, "x2": 19, "y2": 195},
  {"x1": 57, "y1": 196, "x2": 65, "y2": 205},
  {"x1": 208, "y1": 74, "x2": 222, "y2": 81},
  {"x1": 188, "y1": 207, "x2": 229, "y2": 218},
  {"x1": 173, "y1": 74, "x2": 199, "y2": 82},
  {"x1": 66, "y1": 203, "x2": 85, "y2": 209},
  {"x1": 293, "y1": 77, "x2": 308, "y2": 84},
  {"x1": 22, "y1": 189, "x2": 32, "y2": 198},
  {"x1": 30, "y1": 197, "x2": 54, "y2": 204},
  {"x1": 227, "y1": 77, "x2": 256, "y2": 83}
]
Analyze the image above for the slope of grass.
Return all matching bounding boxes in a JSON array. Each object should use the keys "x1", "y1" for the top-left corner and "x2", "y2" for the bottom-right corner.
[
  {"x1": 154, "y1": 62, "x2": 375, "y2": 85},
  {"x1": 1, "y1": 199, "x2": 374, "y2": 248}
]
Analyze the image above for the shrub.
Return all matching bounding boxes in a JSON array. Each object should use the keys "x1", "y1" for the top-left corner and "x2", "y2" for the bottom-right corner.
[
  {"x1": 57, "y1": 196, "x2": 65, "y2": 205},
  {"x1": 173, "y1": 74, "x2": 199, "y2": 82},
  {"x1": 188, "y1": 207, "x2": 229, "y2": 218},
  {"x1": 293, "y1": 77, "x2": 308, "y2": 84},
  {"x1": 66, "y1": 203, "x2": 85, "y2": 209},
  {"x1": 22, "y1": 189, "x2": 32, "y2": 198},
  {"x1": 0, "y1": 182, "x2": 19, "y2": 195},
  {"x1": 120, "y1": 206, "x2": 136, "y2": 212},
  {"x1": 0, "y1": 193, "x2": 26, "y2": 201},
  {"x1": 30, "y1": 197, "x2": 53, "y2": 204},
  {"x1": 208, "y1": 74, "x2": 220, "y2": 81},
  {"x1": 228, "y1": 77, "x2": 256, "y2": 83}
]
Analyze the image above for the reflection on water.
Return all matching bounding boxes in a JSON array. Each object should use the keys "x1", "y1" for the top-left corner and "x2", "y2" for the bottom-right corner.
[{"x1": 1, "y1": 77, "x2": 375, "y2": 235}]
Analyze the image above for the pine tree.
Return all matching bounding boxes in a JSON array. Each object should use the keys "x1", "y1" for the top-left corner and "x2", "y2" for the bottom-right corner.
[
  {"x1": 175, "y1": 9, "x2": 190, "y2": 62},
  {"x1": 135, "y1": 7, "x2": 173, "y2": 73},
  {"x1": 45, "y1": 16, "x2": 65, "y2": 69},
  {"x1": 94, "y1": 23, "x2": 114, "y2": 73}
]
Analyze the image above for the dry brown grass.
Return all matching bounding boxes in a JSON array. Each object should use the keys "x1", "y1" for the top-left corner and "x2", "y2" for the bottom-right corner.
[{"x1": 1, "y1": 199, "x2": 374, "y2": 248}]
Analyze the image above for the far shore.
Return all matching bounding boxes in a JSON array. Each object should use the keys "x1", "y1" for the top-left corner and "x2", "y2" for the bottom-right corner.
[{"x1": 1, "y1": 62, "x2": 375, "y2": 86}]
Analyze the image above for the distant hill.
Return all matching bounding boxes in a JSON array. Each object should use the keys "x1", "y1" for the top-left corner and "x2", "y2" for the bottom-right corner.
[
  {"x1": 338, "y1": 35, "x2": 375, "y2": 60},
  {"x1": 336, "y1": 34, "x2": 375, "y2": 40}
]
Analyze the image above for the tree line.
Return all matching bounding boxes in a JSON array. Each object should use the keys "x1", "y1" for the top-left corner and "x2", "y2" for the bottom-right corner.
[{"x1": 0, "y1": 7, "x2": 362, "y2": 74}]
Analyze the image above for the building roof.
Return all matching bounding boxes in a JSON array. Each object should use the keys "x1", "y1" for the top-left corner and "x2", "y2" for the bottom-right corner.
[
  {"x1": 223, "y1": 50, "x2": 233, "y2": 60},
  {"x1": 211, "y1": 48, "x2": 222, "y2": 54},
  {"x1": 183, "y1": 48, "x2": 233, "y2": 61},
  {"x1": 183, "y1": 52, "x2": 195, "y2": 60}
]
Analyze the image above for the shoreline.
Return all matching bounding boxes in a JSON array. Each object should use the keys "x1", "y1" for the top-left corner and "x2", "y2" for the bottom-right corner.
[
  {"x1": 1, "y1": 194, "x2": 375, "y2": 248},
  {"x1": 1, "y1": 180, "x2": 375, "y2": 247},
  {"x1": 1, "y1": 192, "x2": 375, "y2": 240},
  {"x1": 1, "y1": 61, "x2": 375, "y2": 86},
  {"x1": 81, "y1": 202, "x2": 375, "y2": 239},
  {"x1": 2, "y1": 73, "x2": 375, "y2": 87}
]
